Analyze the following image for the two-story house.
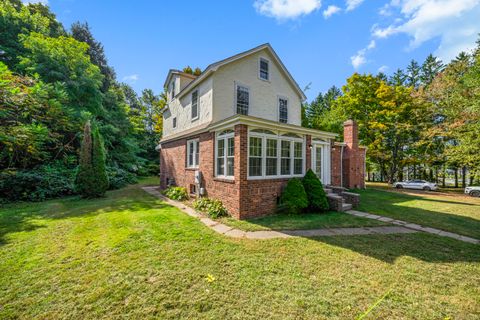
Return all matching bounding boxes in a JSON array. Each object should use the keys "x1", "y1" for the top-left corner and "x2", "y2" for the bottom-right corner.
[{"x1": 159, "y1": 43, "x2": 365, "y2": 219}]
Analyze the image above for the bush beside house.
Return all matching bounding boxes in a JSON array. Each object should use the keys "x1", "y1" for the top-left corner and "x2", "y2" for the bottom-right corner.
[
  {"x1": 278, "y1": 178, "x2": 309, "y2": 214},
  {"x1": 302, "y1": 169, "x2": 329, "y2": 212},
  {"x1": 193, "y1": 198, "x2": 228, "y2": 219}
]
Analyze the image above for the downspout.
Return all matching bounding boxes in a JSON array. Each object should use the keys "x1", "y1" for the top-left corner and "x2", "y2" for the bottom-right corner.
[
  {"x1": 340, "y1": 145, "x2": 344, "y2": 188},
  {"x1": 364, "y1": 148, "x2": 367, "y2": 189}
]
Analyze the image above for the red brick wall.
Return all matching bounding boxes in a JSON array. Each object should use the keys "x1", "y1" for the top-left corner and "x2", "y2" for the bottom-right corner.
[
  {"x1": 328, "y1": 120, "x2": 366, "y2": 189},
  {"x1": 160, "y1": 131, "x2": 242, "y2": 218}
]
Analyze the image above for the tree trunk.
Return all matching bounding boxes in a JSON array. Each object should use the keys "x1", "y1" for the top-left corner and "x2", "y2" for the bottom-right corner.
[
  {"x1": 429, "y1": 167, "x2": 433, "y2": 181},
  {"x1": 470, "y1": 172, "x2": 474, "y2": 186},
  {"x1": 462, "y1": 166, "x2": 466, "y2": 188},
  {"x1": 442, "y1": 164, "x2": 446, "y2": 187},
  {"x1": 454, "y1": 168, "x2": 458, "y2": 188},
  {"x1": 413, "y1": 165, "x2": 417, "y2": 179},
  {"x1": 367, "y1": 171, "x2": 371, "y2": 182},
  {"x1": 435, "y1": 167, "x2": 439, "y2": 184}
]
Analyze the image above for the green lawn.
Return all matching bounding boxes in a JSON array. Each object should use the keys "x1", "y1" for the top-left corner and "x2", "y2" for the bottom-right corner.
[
  {"x1": 1, "y1": 181, "x2": 479, "y2": 319},
  {"x1": 220, "y1": 211, "x2": 388, "y2": 232},
  {"x1": 356, "y1": 186, "x2": 480, "y2": 239}
]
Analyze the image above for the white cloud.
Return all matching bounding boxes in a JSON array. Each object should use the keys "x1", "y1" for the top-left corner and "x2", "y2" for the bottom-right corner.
[
  {"x1": 378, "y1": 65, "x2": 389, "y2": 73},
  {"x1": 254, "y1": 0, "x2": 322, "y2": 20},
  {"x1": 323, "y1": 5, "x2": 341, "y2": 18},
  {"x1": 372, "y1": 0, "x2": 480, "y2": 62},
  {"x1": 350, "y1": 40, "x2": 376, "y2": 69},
  {"x1": 122, "y1": 74, "x2": 139, "y2": 83},
  {"x1": 346, "y1": 0, "x2": 365, "y2": 11}
]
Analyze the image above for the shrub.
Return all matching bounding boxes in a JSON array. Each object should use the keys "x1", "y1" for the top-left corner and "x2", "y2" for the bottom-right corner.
[
  {"x1": 193, "y1": 197, "x2": 228, "y2": 219},
  {"x1": 302, "y1": 169, "x2": 329, "y2": 212},
  {"x1": 163, "y1": 186, "x2": 189, "y2": 201},
  {"x1": 0, "y1": 163, "x2": 75, "y2": 202},
  {"x1": 107, "y1": 167, "x2": 137, "y2": 190},
  {"x1": 279, "y1": 178, "x2": 308, "y2": 214}
]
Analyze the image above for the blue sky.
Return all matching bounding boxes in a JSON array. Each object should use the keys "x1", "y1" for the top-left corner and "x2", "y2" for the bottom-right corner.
[{"x1": 42, "y1": 0, "x2": 480, "y2": 101}]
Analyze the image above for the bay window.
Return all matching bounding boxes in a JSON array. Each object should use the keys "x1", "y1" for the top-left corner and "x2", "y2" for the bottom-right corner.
[{"x1": 215, "y1": 130, "x2": 234, "y2": 178}]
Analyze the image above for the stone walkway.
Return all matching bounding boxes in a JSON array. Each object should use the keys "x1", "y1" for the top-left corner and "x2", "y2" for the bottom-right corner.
[
  {"x1": 142, "y1": 186, "x2": 418, "y2": 240},
  {"x1": 346, "y1": 210, "x2": 479, "y2": 244},
  {"x1": 142, "y1": 187, "x2": 478, "y2": 244}
]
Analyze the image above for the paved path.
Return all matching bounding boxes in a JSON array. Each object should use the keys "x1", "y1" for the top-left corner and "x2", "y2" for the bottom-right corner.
[
  {"x1": 346, "y1": 210, "x2": 479, "y2": 244},
  {"x1": 142, "y1": 187, "x2": 417, "y2": 240},
  {"x1": 142, "y1": 187, "x2": 478, "y2": 244}
]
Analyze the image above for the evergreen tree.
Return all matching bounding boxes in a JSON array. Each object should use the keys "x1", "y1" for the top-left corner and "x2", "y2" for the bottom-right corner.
[
  {"x1": 406, "y1": 60, "x2": 421, "y2": 88},
  {"x1": 75, "y1": 120, "x2": 109, "y2": 197},
  {"x1": 75, "y1": 120, "x2": 94, "y2": 196},
  {"x1": 302, "y1": 169, "x2": 329, "y2": 212},
  {"x1": 421, "y1": 54, "x2": 444, "y2": 85},
  {"x1": 389, "y1": 68, "x2": 407, "y2": 86},
  {"x1": 91, "y1": 124, "x2": 109, "y2": 195},
  {"x1": 71, "y1": 21, "x2": 116, "y2": 91},
  {"x1": 193, "y1": 67, "x2": 202, "y2": 76}
]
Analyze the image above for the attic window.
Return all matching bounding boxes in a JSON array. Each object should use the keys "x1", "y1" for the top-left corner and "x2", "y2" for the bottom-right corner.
[
  {"x1": 259, "y1": 58, "x2": 269, "y2": 81},
  {"x1": 173, "y1": 117, "x2": 177, "y2": 128}
]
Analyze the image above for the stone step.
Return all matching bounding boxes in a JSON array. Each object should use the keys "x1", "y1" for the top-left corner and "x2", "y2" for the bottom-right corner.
[
  {"x1": 324, "y1": 188, "x2": 332, "y2": 194},
  {"x1": 341, "y1": 203, "x2": 353, "y2": 211}
]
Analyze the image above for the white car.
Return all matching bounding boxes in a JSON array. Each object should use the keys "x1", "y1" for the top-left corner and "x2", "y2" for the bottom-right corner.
[
  {"x1": 393, "y1": 180, "x2": 438, "y2": 191},
  {"x1": 465, "y1": 186, "x2": 480, "y2": 197}
]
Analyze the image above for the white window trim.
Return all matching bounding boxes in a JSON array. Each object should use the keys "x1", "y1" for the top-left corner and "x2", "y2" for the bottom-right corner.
[
  {"x1": 186, "y1": 138, "x2": 199, "y2": 168},
  {"x1": 191, "y1": 89, "x2": 199, "y2": 121},
  {"x1": 215, "y1": 130, "x2": 235, "y2": 180},
  {"x1": 234, "y1": 82, "x2": 250, "y2": 116},
  {"x1": 247, "y1": 130, "x2": 305, "y2": 180},
  {"x1": 258, "y1": 57, "x2": 270, "y2": 82},
  {"x1": 277, "y1": 95, "x2": 288, "y2": 123}
]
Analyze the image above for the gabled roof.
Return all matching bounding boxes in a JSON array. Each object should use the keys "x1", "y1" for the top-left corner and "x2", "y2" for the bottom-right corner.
[
  {"x1": 163, "y1": 69, "x2": 197, "y2": 88},
  {"x1": 164, "y1": 43, "x2": 307, "y2": 101}
]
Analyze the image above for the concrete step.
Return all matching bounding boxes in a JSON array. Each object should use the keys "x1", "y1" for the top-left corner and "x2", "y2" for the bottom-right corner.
[
  {"x1": 341, "y1": 203, "x2": 353, "y2": 211},
  {"x1": 324, "y1": 188, "x2": 332, "y2": 194}
]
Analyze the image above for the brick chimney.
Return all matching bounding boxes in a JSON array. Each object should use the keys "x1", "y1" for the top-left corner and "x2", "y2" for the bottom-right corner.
[
  {"x1": 342, "y1": 119, "x2": 365, "y2": 189},
  {"x1": 343, "y1": 119, "x2": 358, "y2": 150}
]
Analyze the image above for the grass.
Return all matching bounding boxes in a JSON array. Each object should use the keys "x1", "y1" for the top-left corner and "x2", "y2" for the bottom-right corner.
[
  {"x1": 219, "y1": 211, "x2": 388, "y2": 232},
  {"x1": 0, "y1": 180, "x2": 479, "y2": 319},
  {"x1": 356, "y1": 185, "x2": 480, "y2": 239}
]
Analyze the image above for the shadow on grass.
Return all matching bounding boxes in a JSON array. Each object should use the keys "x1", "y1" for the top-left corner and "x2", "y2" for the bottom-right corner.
[
  {"x1": 306, "y1": 232, "x2": 480, "y2": 264},
  {"x1": 353, "y1": 188, "x2": 480, "y2": 239},
  {"x1": 0, "y1": 185, "x2": 169, "y2": 246}
]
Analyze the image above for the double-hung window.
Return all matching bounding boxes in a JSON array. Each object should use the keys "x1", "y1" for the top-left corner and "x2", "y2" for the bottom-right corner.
[
  {"x1": 171, "y1": 80, "x2": 175, "y2": 99},
  {"x1": 216, "y1": 130, "x2": 235, "y2": 178},
  {"x1": 279, "y1": 98, "x2": 288, "y2": 123},
  {"x1": 293, "y1": 142, "x2": 303, "y2": 174},
  {"x1": 280, "y1": 140, "x2": 291, "y2": 175},
  {"x1": 173, "y1": 117, "x2": 177, "y2": 128},
  {"x1": 187, "y1": 139, "x2": 199, "y2": 168},
  {"x1": 236, "y1": 85, "x2": 249, "y2": 115},
  {"x1": 259, "y1": 58, "x2": 269, "y2": 81},
  {"x1": 265, "y1": 139, "x2": 278, "y2": 176},
  {"x1": 191, "y1": 90, "x2": 198, "y2": 120},
  {"x1": 248, "y1": 137, "x2": 262, "y2": 176}
]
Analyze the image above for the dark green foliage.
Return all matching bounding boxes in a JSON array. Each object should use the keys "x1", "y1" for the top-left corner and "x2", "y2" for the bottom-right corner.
[
  {"x1": 75, "y1": 121, "x2": 109, "y2": 198},
  {"x1": 163, "y1": 186, "x2": 189, "y2": 201},
  {"x1": 0, "y1": 1, "x2": 163, "y2": 202},
  {"x1": 279, "y1": 178, "x2": 308, "y2": 214},
  {"x1": 302, "y1": 169, "x2": 329, "y2": 212},
  {"x1": 106, "y1": 166, "x2": 137, "y2": 189},
  {"x1": 92, "y1": 125, "x2": 109, "y2": 195},
  {"x1": 0, "y1": 163, "x2": 75, "y2": 202},
  {"x1": 193, "y1": 197, "x2": 228, "y2": 218}
]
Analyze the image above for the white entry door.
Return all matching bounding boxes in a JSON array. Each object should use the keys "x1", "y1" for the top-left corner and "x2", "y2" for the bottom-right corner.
[{"x1": 312, "y1": 144, "x2": 325, "y2": 182}]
